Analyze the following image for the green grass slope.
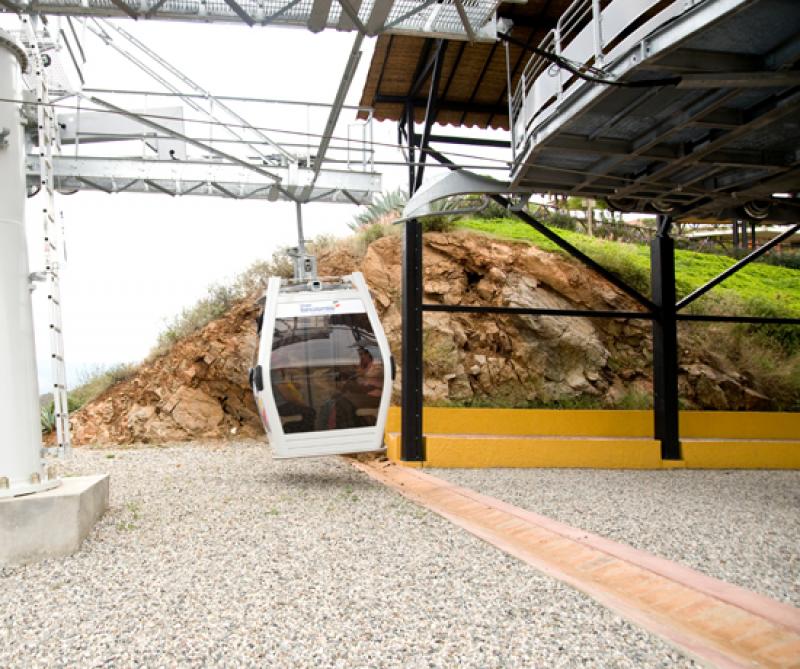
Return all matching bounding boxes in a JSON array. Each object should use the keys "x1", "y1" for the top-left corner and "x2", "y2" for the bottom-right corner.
[{"x1": 459, "y1": 218, "x2": 800, "y2": 316}]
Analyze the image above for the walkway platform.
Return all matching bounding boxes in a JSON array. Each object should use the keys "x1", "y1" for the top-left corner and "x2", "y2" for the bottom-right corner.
[
  {"x1": 353, "y1": 458, "x2": 800, "y2": 667},
  {"x1": 510, "y1": 0, "x2": 800, "y2": 223}
]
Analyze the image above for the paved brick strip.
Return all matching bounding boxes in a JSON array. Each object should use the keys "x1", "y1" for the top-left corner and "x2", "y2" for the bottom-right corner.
[{"x1": 350, "y1": 459, "x2": 800, "y2": 668}]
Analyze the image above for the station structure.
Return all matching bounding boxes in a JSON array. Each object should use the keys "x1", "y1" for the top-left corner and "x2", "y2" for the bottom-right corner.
[
  {"x1": 1, "y1": 0, "x2": 799, "y2": 500},
  {"x1": 356, "y1": 0, "x2": 800, "y2": 462}
]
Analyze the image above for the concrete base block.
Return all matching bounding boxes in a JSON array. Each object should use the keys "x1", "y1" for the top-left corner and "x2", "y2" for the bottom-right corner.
[{"x1": 0, "y1": 475, "x2": 109, "y2": 566}]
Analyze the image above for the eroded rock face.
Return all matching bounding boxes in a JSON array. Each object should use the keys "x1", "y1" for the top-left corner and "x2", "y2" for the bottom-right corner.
[
  {"x1": 71, "y1": 299, "x2": 263, "y2": 445},
  {"x1": 69, "y1": 231, "x2": 773, "y2": 445}
]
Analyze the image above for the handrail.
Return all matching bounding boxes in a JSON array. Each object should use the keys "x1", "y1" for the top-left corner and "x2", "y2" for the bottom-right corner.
[{"x1": 510, "y1": 0, "x2": 688, "y2": 157}]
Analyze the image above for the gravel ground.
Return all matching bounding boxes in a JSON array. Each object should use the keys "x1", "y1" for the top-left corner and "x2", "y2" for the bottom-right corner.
[
  {"x1": 431, "y1": 467, "x2": 800, "y2": 607},
  {"x1": 1, "y1": 441, "x2": 696, "y2": 668}
]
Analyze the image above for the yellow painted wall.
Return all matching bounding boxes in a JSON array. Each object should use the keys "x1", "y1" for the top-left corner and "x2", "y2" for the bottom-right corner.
[
  {"x1": 386, "y1": 407, "x2": 800, "y2": 439},
  {"x1": 384, "y1": 407, "x2": 800, "y2": 469}
]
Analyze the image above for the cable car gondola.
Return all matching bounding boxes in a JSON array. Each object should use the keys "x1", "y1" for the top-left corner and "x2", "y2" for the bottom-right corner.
[{"x1": 250, "y1": 272, "x2": 393, "y2": 459}]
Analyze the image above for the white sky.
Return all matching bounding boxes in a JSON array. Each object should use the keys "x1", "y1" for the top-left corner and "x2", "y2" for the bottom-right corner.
[{"x1": 1, "y1": 16, "x2": 510, "y2": 388}]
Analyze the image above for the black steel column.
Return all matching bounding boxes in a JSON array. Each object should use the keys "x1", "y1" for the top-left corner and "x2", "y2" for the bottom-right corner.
[
  {"x1": 400, "y1": 97, "x2": 425, "y2": 461},
  {"x1": 651, "y1": 215, "x2": 681, "y2": 460},
  {"x1": 401, "y1": 218, "x2": 425, "y2": 461}
]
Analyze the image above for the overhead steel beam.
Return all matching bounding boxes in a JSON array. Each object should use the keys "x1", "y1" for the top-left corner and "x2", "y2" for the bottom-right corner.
[
  {"x1": 647, "y1": 48, "x2": 763, "y2": 73},
  {"x1": 413, "y1": 133, "x2": 510, "y2": 149},
  {"x1": 381, "y1": 0, "x2": 437, "y2": 33},
  {"x1": 677, "y1": 71, "x2": 800, "y2": 89},
  {"x1": 545, "y1": 133, "x2": 795, "y2": 170},
  {"x1": 365, "y1": 0, "x2": 394, "y2": 36},
  {"x1": 145, "y1": 0, "x2": 169, "y2": 17},
  {"x1": 261, "y1": 0, "x2": 302, "y2": 26},
  {"x1": 143, "y1": 178, "x2": 175, "y2": 196},
  {"x1": 415, "y1": 39, "x2": 446, "y2": 191},
  {"x1": 574, "y1": 89, "x2": 742, "y2": 192},
  {"x1": 309, "y1": 0, "x2": 333, "y2": 33},
  {"x1": 453, "y1": 0, "x2": 476, "y2": 43},
  {"x1": 613, "y1": 88, "x2": 800, "y2": 198},
  {"x1": 336, "y1": 0, "x2": 366, "y2": 34},
  {"x1": 107, "y1": 0, "x2": 139, "y2": 19},
  {"x1": 222, "y1": 0, "x2": 256, "y2": 26}
]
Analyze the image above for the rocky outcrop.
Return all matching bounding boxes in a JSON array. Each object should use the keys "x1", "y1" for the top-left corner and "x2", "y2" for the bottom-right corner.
[
  {"x1": 69, "y1": 231, "x2": 771, "y2": 445},
  {"x1": 71, "y1": 299, "x2": 263, "y2": 445}
]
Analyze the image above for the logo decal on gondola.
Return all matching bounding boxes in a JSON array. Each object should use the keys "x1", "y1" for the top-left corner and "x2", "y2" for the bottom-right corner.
[
  {"x1": 277, "y1": 298, "x2": 366, "y2": 318},
  {"x1": 299, "y1": 302, "x2": 337, "y2": 314}
]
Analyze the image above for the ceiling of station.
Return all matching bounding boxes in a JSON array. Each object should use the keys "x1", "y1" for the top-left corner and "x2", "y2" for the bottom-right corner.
[{"x1": 357, "y1": 0, "x2": 573, "y2": 130}]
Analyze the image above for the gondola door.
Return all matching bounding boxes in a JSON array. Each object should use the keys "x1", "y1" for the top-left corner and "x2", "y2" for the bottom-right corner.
[{"x1": 251, "y1": 272, "x2": 392, "y2": 458}]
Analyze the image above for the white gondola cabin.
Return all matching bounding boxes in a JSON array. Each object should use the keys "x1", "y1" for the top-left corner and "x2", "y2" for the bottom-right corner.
[{"x1": 250, "y1": 272, "x2": 393, "y2": 459}]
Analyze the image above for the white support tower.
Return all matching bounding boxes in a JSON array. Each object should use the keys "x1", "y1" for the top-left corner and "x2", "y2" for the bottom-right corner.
[
  {"x1": 22, "y1": 15, "x2": 72, "y2": 458},
  {"x1": 0, "y1": 27, "x2": 60, "y2": 498}
]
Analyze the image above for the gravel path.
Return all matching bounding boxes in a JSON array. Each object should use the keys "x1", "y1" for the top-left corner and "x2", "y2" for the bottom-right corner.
[
  {"x1": 431, "y1": 467, "x2": 800, "y2": 607},
  {"x1": 2, "y1": 441, "x2": 696, "y2": 668}
]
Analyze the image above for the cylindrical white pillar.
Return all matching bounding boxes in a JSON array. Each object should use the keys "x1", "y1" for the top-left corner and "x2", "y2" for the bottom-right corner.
[{"x1": 0, "y1": 29, "x2": 59, "y2": 498}]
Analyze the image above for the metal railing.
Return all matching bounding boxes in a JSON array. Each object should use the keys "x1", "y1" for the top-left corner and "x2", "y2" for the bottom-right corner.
[{"x1": 511, "y1": 0, "x2": 688, "y2": 161}]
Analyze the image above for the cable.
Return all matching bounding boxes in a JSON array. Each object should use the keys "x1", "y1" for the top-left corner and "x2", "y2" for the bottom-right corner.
[
  {"x1": 0, "y1": 94, "x2": 514, "y2": 166},
  {"x1": 0, "y1": 94, "x2": 722, "y2": 196},
  {"x1": 497, "y1": 31, "x2": 682, "y2": 89}
]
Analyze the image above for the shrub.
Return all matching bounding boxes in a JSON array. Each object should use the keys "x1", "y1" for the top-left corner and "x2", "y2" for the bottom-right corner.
[
  {"x1": 69, "y1": 363, "x2": 138, "y2": 411},
  {"x1": 421, "y1": 216, "x2": 456, "y2": 233},
  {"x1": 149, "y1": 251, "x2": 293, "y2": 358},
  {"x1": 738, "y1": 294, "x2": 800, "y2": 354}
]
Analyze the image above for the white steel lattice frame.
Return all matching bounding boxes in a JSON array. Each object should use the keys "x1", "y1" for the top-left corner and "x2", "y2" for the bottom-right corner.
[
  {"x1": 21, "y1": 14, "x2": 72, "y2": 458},
  {"x1": 0, "y1": 0, "x2": 503, "y2": 41}
]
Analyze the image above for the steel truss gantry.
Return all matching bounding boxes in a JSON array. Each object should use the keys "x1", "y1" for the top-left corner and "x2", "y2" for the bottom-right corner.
[
  {"x1": 12, "y1": 16, "x2": 383, "y2": 205},
  {"x1": 0, "y1": 0, "x2": 504, "y2": 41},
  {"x1": 31, "y1": 155, "x2": 380, "y2": 203}
]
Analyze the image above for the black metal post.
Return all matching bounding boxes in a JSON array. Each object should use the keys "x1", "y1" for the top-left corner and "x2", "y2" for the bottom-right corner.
[
  {"x1": 651, "y1": 215, "x2": 681, "y2": 460},
  {"x1": 401, "y1": 218, "x2": 425, "y2": 461},
  {"x1": 400, "y1": 98, "x2": 425, "y2": 462},
  {"x1": 732, "y1": 218, "x2": 739, "y2": 248}
]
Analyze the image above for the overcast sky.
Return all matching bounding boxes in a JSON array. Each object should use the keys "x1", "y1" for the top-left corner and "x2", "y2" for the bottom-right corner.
[{"x1": 1, "y1": 16, "x2": 509, "y2": 388}]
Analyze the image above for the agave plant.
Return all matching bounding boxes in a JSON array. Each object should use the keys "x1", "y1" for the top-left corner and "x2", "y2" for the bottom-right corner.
[
  {"x1": 348, "y1": 188, "x2": 408, "y2": 231},
  {"x1": 40, "y1": 402, "x2": 56, "y2": 433}
]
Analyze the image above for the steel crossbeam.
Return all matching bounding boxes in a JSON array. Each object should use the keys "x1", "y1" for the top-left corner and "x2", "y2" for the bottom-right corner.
[{"x1": 27, "y1": 155, "x2": 381, "y2": 203}]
